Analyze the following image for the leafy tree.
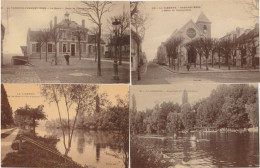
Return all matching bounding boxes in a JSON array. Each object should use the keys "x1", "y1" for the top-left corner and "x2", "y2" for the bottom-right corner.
[
  {"x1": 41, "y1": 84, "x2": 98, "y2": 155},
  {"x1": 1, "y1": 84, "x2": 14, "y2": 128},
  {"x1": 14, "y1": 104, "x2": 47, "y2": 134},
  {"x1": 246, "y1": 103, "x2": 258, "y2": 127},
  {"x1": 166, "y1": 112, "x2": 184, "y2": 133}
]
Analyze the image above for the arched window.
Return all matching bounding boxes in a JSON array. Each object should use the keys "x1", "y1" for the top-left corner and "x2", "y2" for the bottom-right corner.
[{"x1": 203, "y1": 25, "x2": 207, "y2": 33}]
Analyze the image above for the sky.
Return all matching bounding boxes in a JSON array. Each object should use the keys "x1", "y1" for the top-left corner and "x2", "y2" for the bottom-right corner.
[
  {"x1": 139, "y1": 0, "x2": 258, "y2": 61},
  {"x1": 130, "y1": 84, "x2": 258, "y2": 112},
  {"x1": 1, "y1": 1, "x2": 129, "y2": 56},
  {"x1": 4, "y1": 84, "x2": 129, "y2": 120}
]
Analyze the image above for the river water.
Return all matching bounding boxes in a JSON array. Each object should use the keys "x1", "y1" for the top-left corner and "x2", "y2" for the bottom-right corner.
[
  {"x1": 133, "y1": 132, "x2": 259, "y2": 168},
  {"x1": 36, "y1": 126, "x2": 126, "y2": 168}
]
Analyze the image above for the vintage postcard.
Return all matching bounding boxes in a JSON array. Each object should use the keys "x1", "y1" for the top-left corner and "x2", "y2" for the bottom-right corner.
[
  {"x1": 1, "y1": 1, "x2": 130, "y2": 84},
  {"x1": 1, "y1": 84, "x2": 129, "y2": 168},
  {"x1": 130, "y1": 84, "x2": 259, "y2": 167},
  {"x1": 131, "y1": 0, "x2": 259, "y2": 84}
]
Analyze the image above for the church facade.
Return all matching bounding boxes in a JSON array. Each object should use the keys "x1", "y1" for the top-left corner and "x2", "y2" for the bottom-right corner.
[
  {"x1": 157, "y1": 12, "x2": 211, "y2": 65},
  {"x1": 26, "y1": 13, "x2": 106, "y2": 59}
]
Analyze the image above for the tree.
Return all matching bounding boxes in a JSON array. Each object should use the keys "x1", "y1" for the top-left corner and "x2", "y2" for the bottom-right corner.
[
  {"x1": 166, "y1": 112, "x2": 184, "y2": 133},
  {"x1": 1, "y1": 84, "x2": 14, "y2": 128},
  {"x1": 200, "y1": 37, "x2": 214, "y2": 70},
  {"x1": 246, "y1": 103, "x2": 258, "y2": 127},
  {"x1": 14, "y1": 104, "x2": 47, "y2": 134},
  {"x1": 75, "y1": 1, "x2": 113, "y2": 76},
  {"x1": 192, "y1": 38, "x2": 204, "y2": 69},
  {"x1": 41, "y1": 84, "x2": 98, "y2": 156},
  {"x1": 118, "y1": 13, "x2": 130, "y2": 65},
  {"x1": 220, "y1": 38, "x2": 234, "y2": 70},
  {"x1": 73, "y1": 27, "x2": 86, "y2": 60},
  {"x1": 42, "y1": 29, "x2": 51, "y2": 62},
  {"x1": 131, "y1": 3, "x2": 147, "y2": 80},
  {"x1": 165, "y1": 37, "x2": 184, "y2": 70},
  {"x1": 36, "y1": 30, "x2": 44, "y2": 60},
  {"x1": 240, "y1": 0, "x2": 259, "y2": 23},
  {"x1": 50, "y1": 26, "x2": 62, "y2": 65},
  {"x1": 1, "y1": 24, "x2": 5, "y2": 66},
  {"x1": 90, "y1": 27, "x2": 99, "y2": 62}
]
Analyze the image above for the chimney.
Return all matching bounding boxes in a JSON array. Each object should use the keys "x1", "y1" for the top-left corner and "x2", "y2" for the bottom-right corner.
[
  {"x1": 54, "y1": 16, "x2": 57, "y2": 26},
  {"x1": 82, "y1": 19, "x2": 85, "y2": 28},
  {"x1": 50, "y1": 21, "x2": 53, "y2": 29}
]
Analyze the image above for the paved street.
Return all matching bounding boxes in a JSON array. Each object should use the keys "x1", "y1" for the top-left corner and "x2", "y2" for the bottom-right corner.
[
  {"x1": 132, "y1": 62, "x2": 260, "y2": 84},
  {"x1": 2, "y1": 58, "x2": 130, "y2": 84},
  {"x1": 1, "y1": 128, "x2": 19, "y2": 161}
]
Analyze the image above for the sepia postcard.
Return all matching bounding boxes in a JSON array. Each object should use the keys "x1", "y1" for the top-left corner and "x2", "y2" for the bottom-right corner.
[
  {"x1": 1, "y1": 84, "x2": 129, "y2": 168},
  {"x1": 131, "y1": 0, "x2": 260, "y2": 84},
  {"x1": 130, "y1": 83, "x2": 259, "y2": 168},
  {"x1": 1, "y1": 1, "x2": 130, "y2": 84}
]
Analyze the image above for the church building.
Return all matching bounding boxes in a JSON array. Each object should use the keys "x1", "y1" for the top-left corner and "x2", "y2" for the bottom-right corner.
[{"x1": 157, "y1": 12, "x2": 212, "y2": 65}]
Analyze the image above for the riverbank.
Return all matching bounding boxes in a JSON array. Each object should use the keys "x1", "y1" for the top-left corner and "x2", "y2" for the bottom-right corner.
[{"x1": 1, "y1": 129, "x2": 82, "y2": 168}]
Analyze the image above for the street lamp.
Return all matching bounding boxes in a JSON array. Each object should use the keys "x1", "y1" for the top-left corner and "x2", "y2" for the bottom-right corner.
[{"x1": 112, "y1": 18, "x2": 121, "y2": 80}]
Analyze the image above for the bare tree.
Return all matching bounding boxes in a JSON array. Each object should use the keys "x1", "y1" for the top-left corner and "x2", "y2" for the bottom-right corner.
[
  {"x1": 50, "y1": 26, "x2": 62, "y2": 65},
  {"x1": 131, "y1": 5, "x2": 147, "y2": 80},
  {"x1": 240, "y1": 0, "x2": 259, "y2": 23},
  {"x1": 200, "y1": 37, "x2": 214, "y2": 70},
  {"x1": 75, "y1": 1, "x2": 113, "y2": 76},
  {"x1": 166, "y1": 37, "x2": 183, "y2": 70},
  {"x1": 89, "y1": 27, "x2": 99, "y2": 62},
  {"x1": 220, "y1": 38, "x2": 234, "y2": 70},
  {"x1": 1, "y1": 24, "x2": 5, "y2": 66},
  {"x1": 192, "y1": 38, "x2": 204, "y2": 69},
  {"x1": 72, "y1": 27, "x2": 86, "y2": 60},
  {"x1": 42, "y1": 29, "x2": 51, "y2": 62},
  {"x1": 36, "y1": 30, "x2": 44, "y2": 60}
]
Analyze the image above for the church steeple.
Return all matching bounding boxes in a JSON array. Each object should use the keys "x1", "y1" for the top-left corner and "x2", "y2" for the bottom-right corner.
[
  {"x1": 196, "y1": 12, "x2": 211, "y2": 38},
  {"x1": 182, "y1": 90, "x2": 188, "y2": 105}
]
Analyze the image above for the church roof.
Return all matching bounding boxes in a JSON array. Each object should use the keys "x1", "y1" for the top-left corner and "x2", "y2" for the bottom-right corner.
[{"x1": 196, "y1": 12, "x2": 211, "y2": 23}]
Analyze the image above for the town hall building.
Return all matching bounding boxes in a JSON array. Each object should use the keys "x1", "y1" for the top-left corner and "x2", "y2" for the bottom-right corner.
[{"x1": 26, "y1": 12, "x2": 106, "y2": 59}]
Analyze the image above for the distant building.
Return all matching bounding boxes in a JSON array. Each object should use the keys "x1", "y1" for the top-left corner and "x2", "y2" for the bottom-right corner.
[
  {"x1": 181, "y1": 90, "x2": 192, "y2": 113},
  {"x1": 26, "y1": 12, "x2": 106, "y2": 59},
  {"x1": 157, "y1": 12, "x2": 212, "y2": 66}
]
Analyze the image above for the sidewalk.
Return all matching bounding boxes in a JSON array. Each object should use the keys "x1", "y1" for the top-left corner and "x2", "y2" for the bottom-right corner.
[
  {"x1": 73, "y1": 57, "x2": 130, "y2": 65},
  {"x1": 162, "y1": 64, "x2": 259, "y2": 74},
  {"x1": 1, "y1": 128, "x2": 19, "y2": 161}
]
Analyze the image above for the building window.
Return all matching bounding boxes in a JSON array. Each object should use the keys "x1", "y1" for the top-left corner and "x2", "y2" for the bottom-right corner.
[
  {"x1": 203, "y1": 25, "x2": 207, "y2": 33},
  {"x1": 32, "y1": 44, "x2": 36, "y2": 53},
  {"x1": 36, "y1": 43, "x2": 40, "y2": 52},
  {"x1": 63, "y1": 44, "x2": 67, "y2": 52},
  {"x1": 88, "y1": 45, "x2": 91, "y2": 53},
  {"x1": 48, "y1": 44, "x2": 53, "y2": 53}
]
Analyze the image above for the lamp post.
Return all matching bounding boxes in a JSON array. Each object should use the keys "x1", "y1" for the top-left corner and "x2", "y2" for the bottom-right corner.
[{"x1": 112, "y1": 19, "x2": 121, "y2": 80}]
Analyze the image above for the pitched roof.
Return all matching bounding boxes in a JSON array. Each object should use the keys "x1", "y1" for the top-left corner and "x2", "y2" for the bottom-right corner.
[
  {"x1": 196, "y1": 12, "x2": 211, "y2": 23},
  {"x1": 88, "y1": 35, "x2": 105, "y2": 44},
  {"x1": 28, "y1": 30, "x2": 41, "y2": 41}
]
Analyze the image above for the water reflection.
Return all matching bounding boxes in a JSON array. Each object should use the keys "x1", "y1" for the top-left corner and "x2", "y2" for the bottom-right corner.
[
  {"x1": 135, "y1": 132, "x2": 259, "y2": 168},
  {"x1": 36, "y1": 127, "x2": 127, "y2": 168}
]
